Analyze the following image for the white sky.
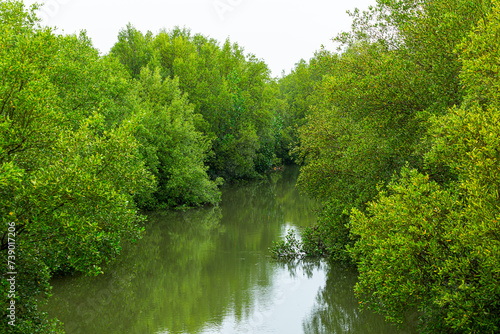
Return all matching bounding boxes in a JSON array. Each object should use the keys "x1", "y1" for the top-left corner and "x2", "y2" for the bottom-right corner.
[{"x1": 23, "y1": 0, "x2": 376, "y2": 77}]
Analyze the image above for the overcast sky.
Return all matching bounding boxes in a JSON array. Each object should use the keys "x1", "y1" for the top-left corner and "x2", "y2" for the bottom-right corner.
[{"x1": 23, "y1": 0, "x2": 376, "y2": 77}]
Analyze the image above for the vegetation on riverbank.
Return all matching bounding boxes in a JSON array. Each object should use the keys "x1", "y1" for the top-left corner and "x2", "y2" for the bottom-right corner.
[
  {"x1": 0, "y1": 1, "x2": 283, "y2": 332},
  {"x1": 2, "y1": 0, "x2": 500, "y2": 332},
  {"x1": 275, "y1": 0, "x2": 500, "y2": 332}
]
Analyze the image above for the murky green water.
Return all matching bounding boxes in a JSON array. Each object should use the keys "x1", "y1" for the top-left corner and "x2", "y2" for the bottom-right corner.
[{"x1": 45, "y1": 166, "x2": 415, "y2": 334}]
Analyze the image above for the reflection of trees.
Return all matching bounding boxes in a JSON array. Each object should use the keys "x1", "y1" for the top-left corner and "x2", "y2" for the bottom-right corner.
[
  {"x1": 46, "y1": 166, "x2": 318, "y2": 334},
  {"x1": 302, "y1": 262, "x2": 417, "y2": 334},
  {"x1": 46, "y1": 206, "x2": 225, "y2": 334},
  {"x1": 274, "y1": 258, "x2": 324, "y2": 280}
]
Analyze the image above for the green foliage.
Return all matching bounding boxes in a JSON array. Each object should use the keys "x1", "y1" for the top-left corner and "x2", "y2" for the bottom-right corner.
[
  {"x1": 0, "y1": 1, "x2": 294, "y2": 331},
  {"x1": 1, "y1": 248, "x2": 64, "y2": 333},
  {"x1": 277, "y1": 0, "x2": 500, "y2": 332},
  {"x1": 349, "y1": 168, "x2": 461, "y2": 328},
  {"x1": 111, "y1": 25, "x2": 282, "y2": 179},
  {"x1": 458, "y1": 1, "x2": 500, "y2": 108},
  {"x1": 346, "y1": 1, "x2": 500, "y2": 332},
  {"x1": 0, "y1": 1, "x2": 296, "y2": 332},
  {"x1": 270, "y1": 229, "x2": 304, "y2": 259},
  {"x1": 350, "y1": 165, "x2": 500, "y2": 332},
  {"x1": 0, "y1": 1, "x2": 173, "y2": 332},
  {"x1": 6, "y1": 0, "x2": 500, "y2": 331},
  {"x1": 337, "y1": 0, "x2": 490, "y2": 114},
  {"x1": 289, "y1": 0, "x2": 494, "y2": 253},
  {"x1": 276, "y1": 50, "x2": 338, "y2": 163},
  {"x1": 301, "y1": 200, "x2": 353, "y2": 262},
  {"x1": 111, "y1": 23, "x2": 156, "y2": 78},
  {"x1": 288, "y1": 17, "x2": 444, "y2": 262},
  {"x1": 132, "y1": 67, "x2": 222, "y2": 208},
  {"x1": 295, "y1": 103, "x2": 398, "y2": 261}
]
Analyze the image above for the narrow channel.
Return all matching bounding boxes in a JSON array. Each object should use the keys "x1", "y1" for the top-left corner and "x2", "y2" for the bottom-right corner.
[{"x1": 45, "y1": 166, "x2": 413, "y2": 333}]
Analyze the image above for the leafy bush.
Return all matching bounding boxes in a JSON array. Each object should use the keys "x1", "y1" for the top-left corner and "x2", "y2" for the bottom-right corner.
[{"x1": 270, "y1": 229, "x2": 305, "y2": 259}]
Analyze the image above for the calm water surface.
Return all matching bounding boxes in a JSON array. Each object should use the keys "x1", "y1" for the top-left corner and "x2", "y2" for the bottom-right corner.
[{"x1": 46, "y1": 166, "x2": 415, "y2": 334}]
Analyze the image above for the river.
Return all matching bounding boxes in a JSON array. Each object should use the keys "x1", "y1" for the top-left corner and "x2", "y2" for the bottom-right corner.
[{"x1": 45, "y1": 166, "x2": 415, "y2": 334}]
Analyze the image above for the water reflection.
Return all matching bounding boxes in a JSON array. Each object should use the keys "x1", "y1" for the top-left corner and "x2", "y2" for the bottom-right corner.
[
  {"x1": 48, "y1": 206, "x2": 226, "y2": 334},
  {"x1": 302, "y1": 263, "x2": 416, "y2": 334},
  {"x1": 45, "y1": 166, "x2": 412, "y2": 334}
]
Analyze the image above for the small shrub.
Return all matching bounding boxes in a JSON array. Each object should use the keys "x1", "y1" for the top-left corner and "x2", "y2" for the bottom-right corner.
[{"x1": 270, "y1": 229, "x2": 304, "y2": 259}]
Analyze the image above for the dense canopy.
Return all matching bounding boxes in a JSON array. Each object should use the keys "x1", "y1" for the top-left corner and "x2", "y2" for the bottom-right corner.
[{"x1": 2, "y1": 0, "x2": 500, "y2": 332}]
